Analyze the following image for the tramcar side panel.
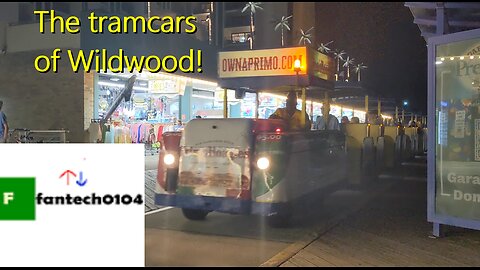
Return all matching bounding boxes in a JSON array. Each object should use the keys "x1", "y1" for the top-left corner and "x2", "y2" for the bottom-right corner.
[{"x1": 251, "y1": 131, "x2": 347, "y2": 215}]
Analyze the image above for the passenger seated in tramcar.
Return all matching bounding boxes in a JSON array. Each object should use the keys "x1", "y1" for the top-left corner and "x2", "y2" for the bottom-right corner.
[
  {"x1": 268, "y1": 91, "x2": 311, "y2": 131},
  {"x1": 314, "y1": 102, "x2": 340, "y2": 131},
  {"x1": 367, "y1": 111, "x2": 384, "y2": 125}
]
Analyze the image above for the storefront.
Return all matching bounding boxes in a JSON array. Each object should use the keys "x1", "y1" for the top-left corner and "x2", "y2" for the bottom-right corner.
[
  {"x1": 89, "y1": 71, "x2": 219, "y2": 145},
  {"x1": 96, "y1": 71, "x2": 219, "y2": 123}
]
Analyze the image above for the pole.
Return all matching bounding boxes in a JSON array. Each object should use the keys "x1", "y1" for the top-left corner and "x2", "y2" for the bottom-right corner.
[
  {"x1": 223, "y1": 88, "x2": 228, "y2": 118},
  {"x1": 324, "y1": 91, "x2": 329, "y2": 125},
  {"x1": 255, "y1": 92, "x2": 259, "y2": 119},
  {"x1": 301, "y1": 88, "x2": 306, "y2": 128},
  {"x1": 365, "y1": 95, "x2": 369, "y2": 123},
  {"x1": 402, "y1": 109, "x2": 405, "y2": 124},
  {"x1": 310, "y1": 100, "x2": 314, "y2": 123},
  {"x1": 395, "y1": 106, "x2": 399, "y2": 122},
  {"x1": 377, "y1": 97, "x2": 381, "y2": 119},
  {"x1": 102, "y1": 75, "x2": 136, "y2": 124}
]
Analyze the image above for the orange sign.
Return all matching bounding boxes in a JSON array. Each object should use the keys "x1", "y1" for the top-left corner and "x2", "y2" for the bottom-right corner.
[{"x1": 218, "y1": 47, "x2": 308, "y2": 78}]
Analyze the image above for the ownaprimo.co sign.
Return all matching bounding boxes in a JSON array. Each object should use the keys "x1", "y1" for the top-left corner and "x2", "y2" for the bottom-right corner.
[{"x1": 218, "y1": 47, "x2": 308, "y2": 78}]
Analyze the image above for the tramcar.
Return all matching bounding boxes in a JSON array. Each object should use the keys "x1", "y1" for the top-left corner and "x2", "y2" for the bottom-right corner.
[{"x1": 155, "y1": 118, "x2": 347, "y2": 227}]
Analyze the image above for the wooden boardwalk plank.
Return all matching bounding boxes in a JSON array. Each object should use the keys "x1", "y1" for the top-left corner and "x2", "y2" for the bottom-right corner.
[
  {"x1": 280, "y1": 261, "x2": 299, "y2": 267},
  {"x1": 304, "y1": 239, "x2": 370, "y2": 266},
  {"x1": 318, "y1": 233, "x2": 394, "y2": 266},
  {"x1": 327, "y1": 225, "x2": 469, "y2": 266},
  {"x1": 294, "y1": 250, "x2": 335, "y2": 267},
  {"x1": 289, "y1": 255, "x2": 317, "y2": 267}
]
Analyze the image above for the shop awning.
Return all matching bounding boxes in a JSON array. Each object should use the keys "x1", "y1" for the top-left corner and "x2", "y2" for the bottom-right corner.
[{"x1": 405, "y1": 2, "x2": 480, "y2": 41}]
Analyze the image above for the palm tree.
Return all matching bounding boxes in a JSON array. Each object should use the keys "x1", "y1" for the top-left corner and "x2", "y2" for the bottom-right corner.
[
  {"x1": 317, "y1": 41, "x2": 333, "y2": 54},
  {"x1": 274, "y1": 15, "x2": 292, "y2": 47},
  {"x1": 242, "y1": 2, "x2": 263, "y2": 49},
  {"x1": 298, "y1": 27, "x2": 314, "y2": 45},
  {"x1": 342, "y1": 56, "x2": 355, "y2": 81},
  {"x1": 333, "y1": 49, "x2": 346, "y2": 77},
  {"x1": 354, "y1": 63, "x2": 368, "y2": 81}
]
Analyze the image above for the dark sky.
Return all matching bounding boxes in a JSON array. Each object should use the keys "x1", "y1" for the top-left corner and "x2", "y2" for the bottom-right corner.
[{"x1": 315, "y1": 2, "x2": 427, "y2": 114}]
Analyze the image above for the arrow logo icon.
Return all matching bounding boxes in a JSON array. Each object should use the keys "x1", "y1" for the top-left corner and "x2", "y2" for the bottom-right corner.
[
  {"x1": 59, "y1": 170, "x2": 77, "y2": 186},
  {"x1": 76, "y1": 171, "x2": 88, "y2": 187}
]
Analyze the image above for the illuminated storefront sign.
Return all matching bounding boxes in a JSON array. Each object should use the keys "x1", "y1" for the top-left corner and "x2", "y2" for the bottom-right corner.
[
  {"x1": 218, "y1": 47, "x2": 308, "y2": 78},
  {"x1": 149, "y1": 77, "x2": 187, "y2": 95},
  {"x1": 218, "y1": 47, "x2": 335, "y2": 82}
]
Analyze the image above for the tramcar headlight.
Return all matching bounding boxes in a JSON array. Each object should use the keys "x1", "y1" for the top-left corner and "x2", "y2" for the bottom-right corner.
[
  {"x1": 164, "y1": 153, "x2": 175, "y2": 165},
  {"x1": 257, "y1": 157, "x2": 270, "y2": 170}
]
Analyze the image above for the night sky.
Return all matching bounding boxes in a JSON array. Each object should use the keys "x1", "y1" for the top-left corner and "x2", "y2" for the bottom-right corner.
[{"x1": 315, "y1": 2, "x2": 427, "y2": 114}]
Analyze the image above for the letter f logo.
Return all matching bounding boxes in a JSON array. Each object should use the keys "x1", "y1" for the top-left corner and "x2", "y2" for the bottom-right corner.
[{"x1": 3, "y1": 192, "x2": 14, "y2": 205}]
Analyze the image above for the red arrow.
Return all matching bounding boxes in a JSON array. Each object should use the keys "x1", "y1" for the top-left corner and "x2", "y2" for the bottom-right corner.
[{"x1": 60, "y1": 170, "x2": 77, "y2": 186}]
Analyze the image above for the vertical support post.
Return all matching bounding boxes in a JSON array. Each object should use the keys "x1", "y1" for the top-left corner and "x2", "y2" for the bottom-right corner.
[
  {"x1": 352, "y1": 107, "x2": 355, "y2": 117},
  {"x1": 223, "y1": 88, "x2": 228, "y2": 118},
  {"x1": 324, "y1": 91, "x2": 329, "y2": 108},
  {"x1": 402, "y1": 109, "x2": 405, "y2": 124},
  {"x1": 255, "y1": 92, "x2": 259, "y2": 119},
  {"x1": 435, "y1": 2, "x2": 449, "y2": 35},
  {"x1": 310, "y1": 100, "x2": 314, "y2": 122},
  {"x1": 301, "y1": 88, "x2": 306, "y2": 127},
  {"x1": 340, "y1": 106, "x2": 343, "y2": 118},
  {"x1": 365, "y1": 95, "x2": 369, "y2": 123},
  {"x1": 377, "y1": 97, "x2": 381, "y2": 119},
  {"x1": 432, "y1": 223, "x2": 445, "y2": 238},
  {"x1": 395, "y1": 106, "x2": 399, "y2": 122}
]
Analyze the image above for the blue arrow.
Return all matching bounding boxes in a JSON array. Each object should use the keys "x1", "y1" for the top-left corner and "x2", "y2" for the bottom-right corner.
[{"x1": 76, "y1": 171, "x2": 88, "y2": 187}]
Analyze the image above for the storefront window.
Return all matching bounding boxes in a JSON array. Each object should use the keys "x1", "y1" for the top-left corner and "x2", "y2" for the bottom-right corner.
[
  {"x1": 240, "y1": 92, "x2": 257, "y2": 118},
  {"x1": 192, "y1": 89, "x2": 215, "y2": 118},
  {"x1": 435, "y1": 36, "x2": 480, "y2": 220},
  {"x1": 96, "y1": 74, "x2": 182, "y2": 124}
]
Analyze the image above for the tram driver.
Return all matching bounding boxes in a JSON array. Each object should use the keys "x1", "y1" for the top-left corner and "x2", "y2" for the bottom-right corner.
[{"x1": 269, "y1": 91, "x2": 311, "y2": 131}]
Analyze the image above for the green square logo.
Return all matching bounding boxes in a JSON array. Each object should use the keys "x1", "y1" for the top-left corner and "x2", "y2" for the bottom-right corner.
[{"x1": 0, "y1": 177, "x2": 36, "y2": 220}]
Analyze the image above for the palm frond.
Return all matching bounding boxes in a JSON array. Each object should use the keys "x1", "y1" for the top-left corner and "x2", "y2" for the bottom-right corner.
[
  {"x1": 317, "y1": 40, "x2": 333, "y2": 53},
  {"x1": 343, "y1": 56, "x2": 355, "y2": 67},
  {"x1": 298, "y1": 27, "x2": 314, "y2": 45},
  {"x1": 354, "y1": 63, "x2": 368, "y2": 73}
]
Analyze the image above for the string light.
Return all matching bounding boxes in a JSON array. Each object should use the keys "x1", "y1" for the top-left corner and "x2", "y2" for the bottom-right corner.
[{"x1": 437, "y1": 55, "x2": 479, "y2": 61}]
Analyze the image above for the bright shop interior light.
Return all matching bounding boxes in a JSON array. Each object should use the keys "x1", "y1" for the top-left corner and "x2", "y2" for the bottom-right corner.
[{"x1": 98, "y1": 81, "x2": 149, "y2": 91}]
